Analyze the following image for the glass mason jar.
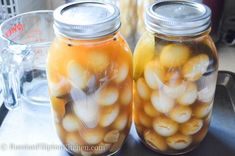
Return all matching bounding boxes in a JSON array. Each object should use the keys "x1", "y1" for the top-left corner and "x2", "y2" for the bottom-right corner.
[
  {"x1": 47, "y1": 2, "x2": 132, "y2": 156},
  {"x1": 133, "y1": 1, "x2": 218, "y2": 155}
]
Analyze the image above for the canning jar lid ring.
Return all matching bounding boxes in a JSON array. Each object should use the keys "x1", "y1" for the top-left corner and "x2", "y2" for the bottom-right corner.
[
  {"x1": 145, "y1": 0, "x2": 212, "y2": 36},
  {"x1": 53, "y1": 1, "x2": 121, "y2": 39}
]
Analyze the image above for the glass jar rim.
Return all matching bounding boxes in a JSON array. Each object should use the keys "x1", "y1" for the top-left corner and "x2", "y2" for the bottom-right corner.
[
  {"x1": 145, "y1": 0, "x2": 211, "y2": 37},
  {"x1": 53, "y1": 1, "x2": 121, "y2": 40}
]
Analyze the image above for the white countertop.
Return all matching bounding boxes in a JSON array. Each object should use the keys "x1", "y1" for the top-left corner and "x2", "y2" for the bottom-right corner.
[{"x1": 218, "y1": 44, "x2": 235, "y2": 73}]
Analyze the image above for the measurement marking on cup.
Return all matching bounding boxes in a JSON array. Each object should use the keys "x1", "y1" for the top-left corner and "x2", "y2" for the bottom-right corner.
[{"x1": 5, "y1": 23, "x2": 24, "y2": 38}]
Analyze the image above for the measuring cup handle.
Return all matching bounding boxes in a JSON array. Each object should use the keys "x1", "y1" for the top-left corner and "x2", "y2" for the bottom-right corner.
[
  {"x1": 0, "y1": 49, "x2": 21, "y2": 110},
  {"x1": 217, "y1": 71, "x2": 235, "y2": 112}
]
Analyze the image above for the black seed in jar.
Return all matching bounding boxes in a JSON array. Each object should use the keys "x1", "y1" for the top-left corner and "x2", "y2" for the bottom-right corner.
[
  {"x1": 56, "y1": 93, "x2": 71, "y2": 100},
  {"x1": 113, "y1": 37, "x2": 117, "y2": 41},
  {"x1": 65, "y1": 101, "x2": 73, "y2": 114},
  {"x1": 67, "y1": 44, "x2": 72, "y2": 47}
]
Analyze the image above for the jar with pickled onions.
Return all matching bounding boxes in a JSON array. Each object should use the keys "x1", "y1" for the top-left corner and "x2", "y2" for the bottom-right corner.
[
  {"x1": 133, "y1": 1, "x2": 218, "y2": 155},
  {"x1": 47, "y1": 2, "x2": 132, "y2": 155}
]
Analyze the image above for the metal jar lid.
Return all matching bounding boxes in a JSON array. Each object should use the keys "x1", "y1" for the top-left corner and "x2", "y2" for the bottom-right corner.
[
  {"x1": 53, "y1": 1, "x2": 120, "y2": 39},
  {"x1": 145, "y1": 0, "x2": 211, "y2": 36}
]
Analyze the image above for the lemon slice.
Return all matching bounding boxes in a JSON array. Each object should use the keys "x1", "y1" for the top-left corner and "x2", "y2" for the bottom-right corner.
[{"x1": 134, "y1": 32, "x2": 155, "y2": 80}]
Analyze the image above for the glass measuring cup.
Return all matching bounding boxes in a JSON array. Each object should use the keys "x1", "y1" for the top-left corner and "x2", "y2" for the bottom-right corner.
[{"x1": 0, "y1": 10, "x2": 54, "y2": 110}]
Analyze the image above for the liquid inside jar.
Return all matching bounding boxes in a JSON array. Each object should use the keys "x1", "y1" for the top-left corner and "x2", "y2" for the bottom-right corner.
[
  {"x1": 47, "y1": 33, "x2": 132, "y2": 156},
  {"x1": 133, "y1": 31, "x2": 218, "y2": 155}
]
